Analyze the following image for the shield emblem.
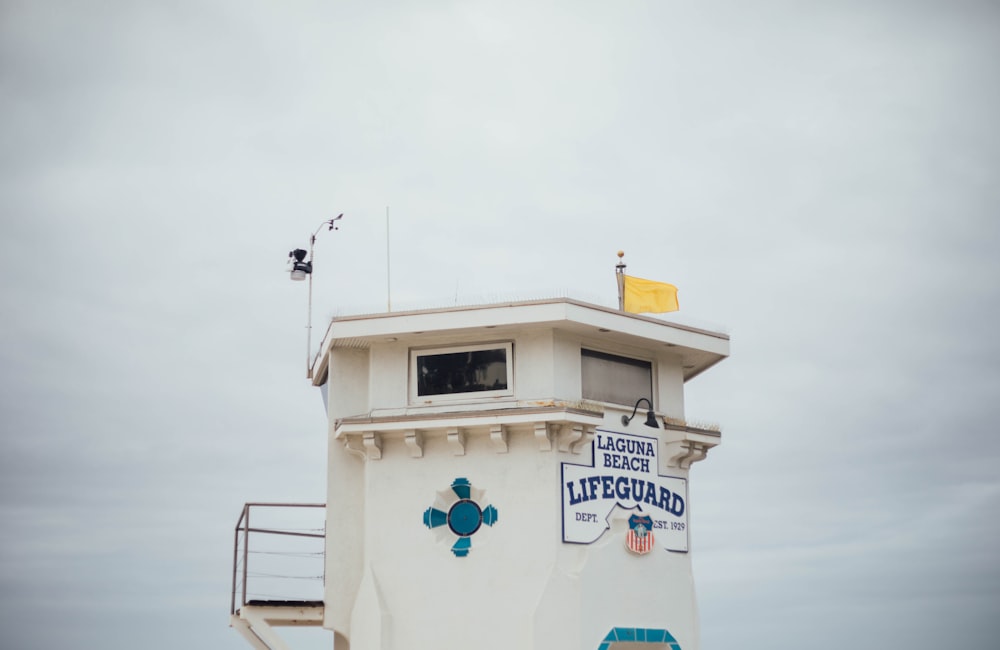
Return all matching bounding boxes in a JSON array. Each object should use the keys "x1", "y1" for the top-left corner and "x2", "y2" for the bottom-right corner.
[{"x1": 625, "y1": 513, "x2": 654, "y2": 555}]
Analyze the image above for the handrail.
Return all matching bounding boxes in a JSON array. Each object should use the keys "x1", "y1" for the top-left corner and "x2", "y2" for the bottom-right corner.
[{"x1": 231, "y1": 503, "x2": 325, "y2": 615}]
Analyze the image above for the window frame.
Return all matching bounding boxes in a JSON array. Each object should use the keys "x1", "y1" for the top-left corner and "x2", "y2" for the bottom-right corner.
[
  {"x1": 409, "y1": 341, "x2": 515, "y2": 404},
  {"x1": 580, "y1": 348, "x2": 654, "y2": 408}
]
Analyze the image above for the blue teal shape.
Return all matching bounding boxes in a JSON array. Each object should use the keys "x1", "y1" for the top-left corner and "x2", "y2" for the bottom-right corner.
[
  {"x1": 423, "y1": 507, "x2": 447, "y2": 528},
  {"x1": 448, "y1": 500, "x2": 483, "y2": 536},
  {"x1": 451, "y1": 536, "x2": 472, "y2": 557},
  {"x1": 601, "y1": 627, "x2": 679, "y2": 648},
  {"x1": 451, "y1": 477, "x2": 472, "y2": 499},
  {"x1": 646, "y1": 629, "x2": 666, "y2": 643},
  {"x1": 422, "y1": 478, "x2": 499, "y2": 558}
]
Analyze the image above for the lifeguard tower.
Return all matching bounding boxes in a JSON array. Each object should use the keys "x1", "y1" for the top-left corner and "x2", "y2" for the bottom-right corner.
[{"x1": 232, "y1": 296, "x2": 728, "y2": 650}]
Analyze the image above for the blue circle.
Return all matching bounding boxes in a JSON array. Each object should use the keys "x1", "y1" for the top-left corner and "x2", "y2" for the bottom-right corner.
[{"x1": 447, "y1": 500, "x2": 483, "y2": 536}]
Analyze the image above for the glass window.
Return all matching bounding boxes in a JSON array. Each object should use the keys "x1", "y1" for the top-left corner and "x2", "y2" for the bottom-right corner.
[
  {"x1": 581, "y1": 349, "x2": 652, "y2": 407},
  {"x1": 411, "y1": 343, "x2": 513, "y2": 400}
]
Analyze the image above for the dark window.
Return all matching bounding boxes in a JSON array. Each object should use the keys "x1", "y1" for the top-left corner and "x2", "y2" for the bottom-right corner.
[
  {"x1": 581, "y1": 349, "x2": 652, "y2": 407},
  {"x1": 415, "y1": 345, "x2": 511, "y2": 397}
]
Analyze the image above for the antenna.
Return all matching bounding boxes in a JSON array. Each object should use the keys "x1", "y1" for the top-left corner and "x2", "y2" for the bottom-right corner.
[
  {"x1": 386, "y1": 206, "x2": 392, "y2": 312},
  {"x1": 288, "y1": 213, "x2": 344, "y2": 379}
]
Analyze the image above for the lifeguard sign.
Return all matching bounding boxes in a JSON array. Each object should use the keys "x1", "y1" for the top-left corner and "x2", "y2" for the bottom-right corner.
[{"x1": 562, "y1": 429, "x2": 689, "y2": 552}]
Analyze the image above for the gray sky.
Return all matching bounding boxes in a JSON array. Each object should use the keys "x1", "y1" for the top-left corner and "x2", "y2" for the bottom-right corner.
[{"x1": 2, "y1": 1, "x2": 998, "y2": 648}]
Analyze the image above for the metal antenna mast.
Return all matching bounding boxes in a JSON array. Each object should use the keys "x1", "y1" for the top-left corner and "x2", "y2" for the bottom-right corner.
[{"x1": 288, "y1": 213, "x2": 343, "y2": 379}]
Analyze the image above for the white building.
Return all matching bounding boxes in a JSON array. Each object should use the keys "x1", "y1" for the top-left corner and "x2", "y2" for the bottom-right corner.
[{"x1": 232, "y1": 297, "x2": 729, "y2": 650}]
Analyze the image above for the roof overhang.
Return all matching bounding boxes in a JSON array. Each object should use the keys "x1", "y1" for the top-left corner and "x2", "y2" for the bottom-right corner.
[{"x1": 311, "y1": 298, "x2": 728, "y2": 385}]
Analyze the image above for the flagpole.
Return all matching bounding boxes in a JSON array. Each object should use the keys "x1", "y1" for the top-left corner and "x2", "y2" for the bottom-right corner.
[{"x1": 616, "y1": 250, "x2": 626, "y2": 311}]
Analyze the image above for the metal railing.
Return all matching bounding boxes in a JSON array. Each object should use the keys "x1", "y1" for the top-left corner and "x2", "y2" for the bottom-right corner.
[{"x1": 231, "y1": 502, "x2": 326, "y2": 615}]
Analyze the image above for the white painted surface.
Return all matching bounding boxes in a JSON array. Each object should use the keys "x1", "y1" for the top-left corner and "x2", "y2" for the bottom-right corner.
[{"x1": 319, "y1": 300, "x2": 727, "y2": 649}]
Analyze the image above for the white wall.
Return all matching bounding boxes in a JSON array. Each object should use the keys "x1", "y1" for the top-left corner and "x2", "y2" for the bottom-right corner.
[{"x1": 324, "y1": 325, "x2": 702, "y2": 650}]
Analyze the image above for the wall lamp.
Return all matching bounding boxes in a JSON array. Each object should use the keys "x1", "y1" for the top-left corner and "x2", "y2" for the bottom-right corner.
[{"x1": 621, "y1": 398, "x2": 660, "y2": 429}]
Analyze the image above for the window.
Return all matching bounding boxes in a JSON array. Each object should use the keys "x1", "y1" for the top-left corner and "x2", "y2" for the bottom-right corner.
[
  {"x1": 581, "y1": 349, "x2": 652, "y2": 407},
  {"x1": 411, "y1": 343, "x2": 513, "y2": 401}
]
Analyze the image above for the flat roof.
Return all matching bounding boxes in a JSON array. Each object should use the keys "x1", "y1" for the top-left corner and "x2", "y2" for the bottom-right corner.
[{"x1": 312, "y1": 297, "x2": 728, "y2": 385}]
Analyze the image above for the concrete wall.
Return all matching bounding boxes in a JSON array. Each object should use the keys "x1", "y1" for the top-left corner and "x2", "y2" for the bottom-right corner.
[
  {"x1": 324, "y1": 326, "x2": 700, "y2": 650},
  {"x1": 325, "y1": 348, "x2": 368, "y2": 637}
]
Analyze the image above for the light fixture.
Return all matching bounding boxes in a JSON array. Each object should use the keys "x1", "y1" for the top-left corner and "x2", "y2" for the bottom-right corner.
[{"x1": 621, "y1": 397, "x2": 659, "y2": 429}]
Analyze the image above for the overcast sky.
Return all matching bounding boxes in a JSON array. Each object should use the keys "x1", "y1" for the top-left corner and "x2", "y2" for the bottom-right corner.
[{"x1": 1, "y1": 1, "x2": 998, "y2": 649}]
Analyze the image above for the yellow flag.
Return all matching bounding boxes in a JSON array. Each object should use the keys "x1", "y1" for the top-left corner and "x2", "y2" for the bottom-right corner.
[{"x1": 623, "y1": 275, "x2": 679, "y2": 313}]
